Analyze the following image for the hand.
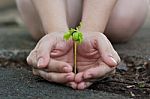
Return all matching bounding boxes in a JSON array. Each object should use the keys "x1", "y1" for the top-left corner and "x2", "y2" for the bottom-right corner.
[
  {"x1": 74, "y1": 32, "x2": 120, "y2": 90},
  {"x1": 27, "y1": 32, "x2": 77, "y2": 88}
]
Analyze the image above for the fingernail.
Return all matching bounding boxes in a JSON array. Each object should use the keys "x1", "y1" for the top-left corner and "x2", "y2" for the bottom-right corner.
[
  {"x1": 37, "y1": 58, "x2": 44, "y2": 67},
  {"x1": 110, "y1": 57, "x2": 117, "y2": 65},
  {"x1": 66, "y1": 75, "x2": 73, "y2": 81}
]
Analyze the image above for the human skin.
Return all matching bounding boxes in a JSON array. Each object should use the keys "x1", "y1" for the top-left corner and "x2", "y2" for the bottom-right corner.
[
  {"x1": 27, "y1": 32, "x2": 77, "y2": 87},
  {"x1": 16, "y1": 0, "x2": 149, "y2": 89}
]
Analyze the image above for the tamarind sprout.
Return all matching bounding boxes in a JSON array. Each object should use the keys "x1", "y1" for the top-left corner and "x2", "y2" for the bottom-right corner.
[
  {"x1": 72, "y1": 32, "x2": 79, "y2": 41},
  {"x1": 72, "y1": 32, "x2": 83, "y2": 43},
  {"x1": 63, "y1": 23, "x2": 83, "y2": 43},
  {"x1": 63, "y1": 32, "x2": 71, "y2": 40}
]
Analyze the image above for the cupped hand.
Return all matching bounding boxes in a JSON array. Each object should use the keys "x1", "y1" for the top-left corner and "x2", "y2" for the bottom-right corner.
[
  {"x1": 27, "y1": 32, "x2": 77, "y2": 88},
  {"x1": 75, "y1": 32, "x2": 121, "y2": 90}
]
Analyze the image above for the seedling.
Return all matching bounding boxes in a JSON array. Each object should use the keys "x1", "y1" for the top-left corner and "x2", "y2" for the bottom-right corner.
[{"x1": 63, "y1": 23, "x2": 83, "y2": 74}]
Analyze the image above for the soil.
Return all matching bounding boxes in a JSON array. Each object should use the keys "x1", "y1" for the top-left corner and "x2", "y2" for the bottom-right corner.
[
  {"x1": 89, "y1": 55, "x2": 150, "y2": 98},
  {"x1": 1, "y1": 55, "x2": 150, "y2": 98},
  {"x1": 0, "y1": 59, "x2": 127, "y2": 99}
]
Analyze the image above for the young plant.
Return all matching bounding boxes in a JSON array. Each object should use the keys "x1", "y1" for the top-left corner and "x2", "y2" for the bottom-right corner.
[{"x1": 63, "y1": 23, "x2": 83, "y2": 73}]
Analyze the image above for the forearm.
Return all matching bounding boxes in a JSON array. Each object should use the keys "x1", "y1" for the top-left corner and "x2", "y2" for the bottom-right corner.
[
  {"x1": 32, "y1": 0, "x2": 68, "y2": 33},
  {"x1": 81, "y1": 0, "x2": 117, "y2": 32}
]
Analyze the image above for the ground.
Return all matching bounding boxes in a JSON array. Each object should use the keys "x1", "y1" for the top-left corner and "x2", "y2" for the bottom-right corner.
[{"x1": 0, "y1": 7, "x2": 150, "y2": 99}]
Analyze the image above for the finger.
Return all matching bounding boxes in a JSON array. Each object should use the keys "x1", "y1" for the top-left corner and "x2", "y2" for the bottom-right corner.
[
  {"x1": 83, "y1": 69, "x2": 116, "y2": 82},
  {"x1": 102, "y1": 54, "x2": 119, "y2": 67},
  {"x1": 77, "y1": 82, "x2": 92, "y2": 90},
  {"x1": 101, "y1": 50, "x2": 121, "y2": 67},
  {"x1": 97, "y1": 33, "x2": 118, "y2": 67},
  {"x1": 112, "y1": 50, "x2": 121, "y2": 65},
  {"x1": 83, "y1": 63, "x2": 115, "y2": 80},
  {"x1": 27, "y1": 40, "x2": 41, "y2": 68},
  {"x1": 44, "y1": 59, "x2": 72, "y2": 73},
  {"x1": 36, "y1": 39, "x2": 54, "y2": 68},
  {"x1": 33, "y1": 69, "x2": 75, "y2": 83},
  {"x1": 74, "y1": 72, "x2": 84, "y2": 83},
  {"x1": 66, "y1": 82, "x2": 77, "y2": 89},
  {"x1": 27, "y1": 49, "x2": 38, "y2": 68}
]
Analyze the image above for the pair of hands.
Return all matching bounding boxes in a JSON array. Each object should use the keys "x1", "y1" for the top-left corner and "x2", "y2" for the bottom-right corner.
[{"x1": 27, "y1": 32, "x2": 120, "y2": 90}]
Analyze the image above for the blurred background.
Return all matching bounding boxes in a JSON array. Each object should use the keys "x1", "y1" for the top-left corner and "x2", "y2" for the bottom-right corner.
[
  {"x1": 0, "y1": 0, "x2": 23, "y2": 28},
  {"x1": 0, "y1": 0, "x2": 149, "y2": 29}
]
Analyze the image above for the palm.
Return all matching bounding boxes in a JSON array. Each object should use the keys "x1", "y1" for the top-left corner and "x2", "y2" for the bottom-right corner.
[
  {"x1": 50, "y1": 39, "x2": 74, "y2": 67},
  {"x1": 77, "y1": 33, "x2": 103, "y2": 73},
  {"x1": 29, "y1": 32, "x2": 119, "y2": 89}
]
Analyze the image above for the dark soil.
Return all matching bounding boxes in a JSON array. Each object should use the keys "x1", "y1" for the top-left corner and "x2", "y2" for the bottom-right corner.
[
  {"x1": 0, "y1": 59, "x2": 126, "y2": 99},
  {"x1": 1, "y1": 55, "x2": 150, "y2": 98},
  {"x1": 89, "y1": 55, "x2": 150, "y2": 98}
]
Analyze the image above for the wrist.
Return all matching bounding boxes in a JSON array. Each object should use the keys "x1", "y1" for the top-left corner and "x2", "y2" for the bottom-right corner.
[
  {"x1": 80, "y1": 28, "x2": 104, "y2": 34},
  {"x1": 45, "y1": 26, "x2": 69, "y2": 34},
  {"x1": 80, "y1": 23, "x2": 105, "y2": 33}
]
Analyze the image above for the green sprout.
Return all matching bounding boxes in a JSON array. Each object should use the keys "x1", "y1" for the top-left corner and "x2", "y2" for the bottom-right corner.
[
  {"x1": 63, "y1": 23, "x2": 83, "y2": 73},
  {"x1": 64, "y1": 25, "x2": 83, "y2": 43}
]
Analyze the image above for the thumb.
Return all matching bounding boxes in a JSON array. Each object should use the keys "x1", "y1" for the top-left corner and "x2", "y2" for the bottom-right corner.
[
  {"x1": 101, "y1": 54, "x2": 117, "y2": 67},
  {"x1": 37, "y1": 40, "x2": 53, "y2": 68},
  {"x1": 37, "y1": 57, "x2": 49, "y2": 68},
  {"x1": 97, "y1": 33, "x2": 118, "y2": 67}
]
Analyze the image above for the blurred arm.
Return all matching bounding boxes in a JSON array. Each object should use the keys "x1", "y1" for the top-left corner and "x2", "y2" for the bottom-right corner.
[
  {"x1": 81, "y1": 0, "x2": 117, "y2": 32},
  {"x1": 32, "y1": 0, "x2": 68, "y2": 33}
]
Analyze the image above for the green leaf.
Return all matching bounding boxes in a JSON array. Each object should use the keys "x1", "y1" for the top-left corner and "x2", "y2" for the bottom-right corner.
[
  {"x1": 63, "y1": 32, "x2": 71, "y2": 40},
  {"x1": 72, "y1": 32, "x2": 83, "y2": 43},
  {"x1": 78, "y1": 32, "x2": 83, "y2": 43},
  {"x1": 72, "y1": 32, "x2": 79, "y2": 41},
  {"x1": 63, "y1": 22, "x2": 83, "y2": 44}
]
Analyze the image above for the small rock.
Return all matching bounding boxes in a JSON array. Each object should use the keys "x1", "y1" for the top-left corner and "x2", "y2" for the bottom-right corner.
[
  {"x1": 126, "y1": 85, "x2": 135, "y2": 88},
  {"x1": 117, "y1": 61, "x2": 128, "y2": 72}
]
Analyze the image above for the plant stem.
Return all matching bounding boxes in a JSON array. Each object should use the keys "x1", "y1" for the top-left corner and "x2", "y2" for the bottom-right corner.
[{"x1": 74, "y1": 42, "x2": 77, "y2": 74}]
